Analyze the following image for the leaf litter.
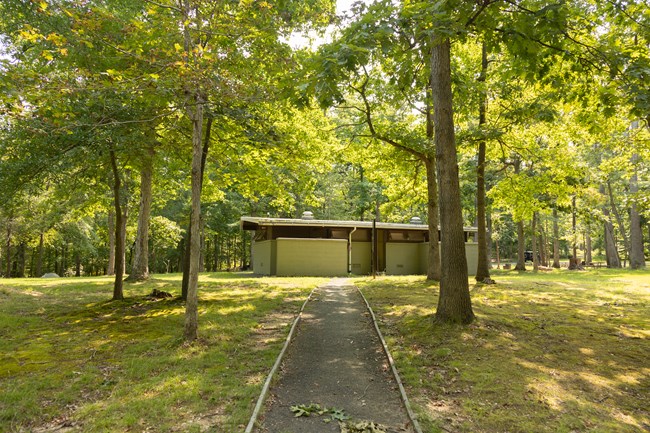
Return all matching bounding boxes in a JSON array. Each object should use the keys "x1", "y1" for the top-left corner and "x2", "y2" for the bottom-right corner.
[{"x1": 290, "y1": 403, "x2": 389, "y2": 433}]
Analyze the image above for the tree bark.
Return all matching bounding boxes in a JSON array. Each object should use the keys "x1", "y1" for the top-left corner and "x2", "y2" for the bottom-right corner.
[
  {"x1": 110, "y1": 150, "x2": 125, "y2": 300},
  {"x1": 184, "y1": 92, "x2": 204, "y2": 341},
  {"x1": 600, "y1": 184, "x2": 621, "y2": 268},
  {"x1": 5, "y1": 222, "x2": 11, "y2": 278},
  {"x1": 532, "y1": 213, "x2": 539, "y2": 272},
  {"x1": 36, "y1": 232, "x2": 44, "y2": 277},
  {"x1": 424, "y1": 157, "x2": 441, "y2": 281},
  {"x1": 75, "y1": 251, "x2": 81, "y2": 277},
  {"x1": 475, "y1": 42, "x2": 491, "y2": 282},
  {"x1": 628, "y1": 166, "x2": 646, "y2": 269},
  {"x1": 552, "y1": 207, "x2": 561, "y2": 268},
  {"x1": 514, "y1": 220, "x2": 526, "y2": 270},
  {"x1": 607, "y1": 180, "x2": 630, "y2": 258},
  {"x1": 430, "y1": 38, "x2": 474, "y2": 324},
  {"x1": 127, "y1": 144, "x2": 155, "y2": 281},
  {"x1": 585, "y1": 227, "x2": 592, "y2": 265},
  {"x1": 107, "y1": 211, "x2": 116, "y2": 276},
  {"x1": 182, "y1": 116, "x2": 213, "y2": 300}
]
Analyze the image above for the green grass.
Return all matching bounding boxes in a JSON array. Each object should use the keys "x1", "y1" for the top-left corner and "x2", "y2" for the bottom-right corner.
[
  {"x1": 355, "y1": 268, "x2": 650, "y2": 433},
  {"x1": 0, "y1": 272, "x2": 327, "y2": 432}
]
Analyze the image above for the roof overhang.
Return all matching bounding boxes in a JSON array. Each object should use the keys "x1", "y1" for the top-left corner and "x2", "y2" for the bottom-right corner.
[{"x1": 240, "y1": 216, "x2": 477, "y2": 232}]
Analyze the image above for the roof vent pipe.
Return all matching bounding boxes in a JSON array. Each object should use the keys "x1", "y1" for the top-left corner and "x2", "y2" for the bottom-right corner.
[
  {"x1": 301, "y1": 211, "x2": 314, "y2": 220},
  {"x1": 409, "y1": 216, "x2": 422, "y2": 225}
]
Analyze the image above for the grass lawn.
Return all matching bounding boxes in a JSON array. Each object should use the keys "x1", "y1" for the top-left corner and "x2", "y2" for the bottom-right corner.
[
  {"x1": 0, "y1": 272, "x2": 327, "y2": 433},
  {"x1": 355, "y1": 268, "x2": 650, "y2": 433}
]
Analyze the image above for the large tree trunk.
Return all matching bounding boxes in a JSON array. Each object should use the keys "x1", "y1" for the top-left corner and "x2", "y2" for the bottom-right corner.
[
  {"x1": 601, "y1": 184, "x2": 621, "y2": 268},
  {"x1": 552, "y1": 207, "x2": 561, "y2": 268},
  {"x1": 127, "y1": 144, "x2": 155, "y2": 281},
  {"x1": 110, "y1": 150, "x2": 125, "y2": 300},
  {"x1": 430, "y1": 38, "x2": 474, "y2": 324},
  {"x1": 629, "y1": 167, "x2": 646, "y2": 269},
  {"x1": 107, "y1": 211, "x2": 116, "y2": 276},
  {"x1": 475, "y1": 42, "x2": 491, "y2": 282},
  {"x1": 424, "y1": 157, "x2": 441, "y2": 281}
]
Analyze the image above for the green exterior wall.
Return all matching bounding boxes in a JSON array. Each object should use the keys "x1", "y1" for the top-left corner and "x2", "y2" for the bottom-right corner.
[
  {"x1": 350, "y1": 241, "x2": 371, "y2": 275},
  {"x1": 464, "y1": 242, "x2": 478, "y2": 276},
  {"x1": 252, "y1": 240, "x2": 275, "y2": 275},
  {"x1": 275, "y1": 238, "x2": 348, "y2": 276},
  {"x1": 386, "y1": 243, "x2": 422, "y2": 275}
]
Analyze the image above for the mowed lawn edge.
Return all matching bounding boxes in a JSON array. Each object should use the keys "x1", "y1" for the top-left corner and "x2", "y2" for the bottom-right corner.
[
  {"x1": 0, "y1": 273, "x2": 328, "y2": 433},
  {"x1": 355, "y1": 269, "x2": 650, "y2": 433}
]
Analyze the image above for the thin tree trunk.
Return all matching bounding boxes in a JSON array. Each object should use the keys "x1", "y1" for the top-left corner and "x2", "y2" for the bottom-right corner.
[
  {"x1": 182, "y1": 116, "x2": 213, "y2": 300},
  {"x1": 601, "y1": 184, "x2": 621, "y2": 268},
  {"x1": 110, "y1": 150, "x2": 125, "y2": 300},
  {"x1": 127, "y1": 144, "x2": 155, "y2": 281},
  {"x1": 514, "y1": 220, "x2": 526, "y2": 270},
  {"x1": 607, "y1": 180, "x2": 630, "y2": 256},
  {"x1": 424, "y1": 88, "x2": 441, "y2": 281},
  {"x1": 430, "y1": 38, "x2": 474, "y2": 324},
  {"x1": 552, "y1": 208, "x2": 561, "y2": 268},
  {"x1": 532, "y1": 213, "x2": 539, "y2": 272},
  {"x1": 424, "y1": 157, "x2": 441, "y2": 281},
  {"x1": 184, "y1": 92, "x2": 204, "y2": 341},
  {"x1": 5, "y1": 222, "x2": 11, "y2": 278},
  {"x1": 75, "y1": 251, "x2": 81, "y2": 277},
  {"x1": 475, "y1": 42, "x2": 490, "y2": 282},
  {"x1": 585, "y1": 227, "x2": 593, "y2": 265},
  {"x1": 629, "y1": 165, "x2": 646, "y2": 269},
  {"x1": 571, "y1": 195, "x2": 578, "y2": 267},
  {"x1": 107, "y1": 211, "x2": 116, "y2": 276},
  {"x1": 36, "y1": 232, "x2": 44, "y2": 277},
  {"x1": 495, "y1": 238, "x2": 500, "y2": 269}
]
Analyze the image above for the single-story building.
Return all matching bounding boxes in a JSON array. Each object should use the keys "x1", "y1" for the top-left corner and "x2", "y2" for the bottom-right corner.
[{"x1": 240, "y1": 212, "x2": 478, "y2": 277}]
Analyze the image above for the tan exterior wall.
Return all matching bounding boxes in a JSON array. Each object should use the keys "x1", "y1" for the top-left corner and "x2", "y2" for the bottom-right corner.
[
  {"x1": 465, "y1": 242, "x2": 478, "y2": 276},
  {"x1": 350, "y1": 242, "x2": 371, "y2": 275},
  {"x1": 276, "y1": 238, "x2": 348, "y2": 276},
  {"x1": 386, "y1": 243, "x2": 422, "y2": 275},
  {"x1": 419, "y1": 243, "x2": 428, "y2": 274},
  {"x1": 252, "y1": 240, "x2": 275, "y2": 275}
]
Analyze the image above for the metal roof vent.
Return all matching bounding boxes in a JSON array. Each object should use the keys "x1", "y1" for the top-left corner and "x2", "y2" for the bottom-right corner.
[
  {"x1": 410, "y1": 216, "x2": 422, "y2": 225},
  {"x1": 301, "y1": 211, "x2": 315, "y2": 220}
]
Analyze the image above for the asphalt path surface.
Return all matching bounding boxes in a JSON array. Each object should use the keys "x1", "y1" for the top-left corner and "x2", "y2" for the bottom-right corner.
[{"x1": 256, "y1": 278, "x2": 413, "y2": 433}]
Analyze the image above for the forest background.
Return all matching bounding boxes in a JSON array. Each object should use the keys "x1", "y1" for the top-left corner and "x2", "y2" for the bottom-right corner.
[{"x1": 0, "y1": 0, "x2": 648, "y2": 300}]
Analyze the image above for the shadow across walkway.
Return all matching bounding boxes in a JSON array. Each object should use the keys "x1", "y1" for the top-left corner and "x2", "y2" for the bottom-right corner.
[{"x1": 256, "y1": 278, "x2": 413, "y2": 432}]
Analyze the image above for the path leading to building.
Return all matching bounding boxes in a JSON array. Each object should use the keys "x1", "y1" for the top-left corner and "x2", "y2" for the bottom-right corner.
[{"x1": 256, "y1": 278, "x2": 414, "y2": 433}]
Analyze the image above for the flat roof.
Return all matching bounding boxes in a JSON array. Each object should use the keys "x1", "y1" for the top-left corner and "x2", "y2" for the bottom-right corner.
[{"x1": 240, "y1": 216, "x2": 477, "y2": 232}]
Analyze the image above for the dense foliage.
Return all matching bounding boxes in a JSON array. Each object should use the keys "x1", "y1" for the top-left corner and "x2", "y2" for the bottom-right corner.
[{"x1": 0, "y1": 1, "x2": 647, "y2": 300}]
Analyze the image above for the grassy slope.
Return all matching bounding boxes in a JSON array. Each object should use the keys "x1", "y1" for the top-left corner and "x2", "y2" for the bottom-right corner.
[
  {"x1": 0, "y1": 273, "x2": 327, "y2": 433},
  {"x1": 356, "y1": 269, "x2": 650, "y2": 433}
]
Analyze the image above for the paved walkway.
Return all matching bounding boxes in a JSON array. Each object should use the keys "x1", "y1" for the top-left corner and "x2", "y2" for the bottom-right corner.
[{"x1": 256, "y1": 278, "x2": 413, "y2": 433}]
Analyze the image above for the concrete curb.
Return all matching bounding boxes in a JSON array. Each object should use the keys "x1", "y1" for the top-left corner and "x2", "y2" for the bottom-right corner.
[
  {"x1": 244, "y1": 286, "x2": 318, "y2": 433},
  {"x1": 357, "y1": 286, "x2": 424, "y2": 433}
]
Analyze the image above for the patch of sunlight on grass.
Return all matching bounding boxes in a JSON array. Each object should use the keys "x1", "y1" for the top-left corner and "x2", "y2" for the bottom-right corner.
[
  {"x1": 217, "y1": 304, "x2": 256, "y2": 315},
  {"x1": 357, "y1": 269, "x2": 650, "y2": 433},
  {"x1": 0, "y1": 273, "x2": 321, "y2": 432}
]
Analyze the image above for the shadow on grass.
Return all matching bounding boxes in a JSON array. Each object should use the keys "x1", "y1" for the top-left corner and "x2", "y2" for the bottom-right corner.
[
  {"x1": 356, "y1": 270, "x2": 650, "y2": 433},
  {"x1": 0, "y1": 273, "x2": 321, "y2": 432}
]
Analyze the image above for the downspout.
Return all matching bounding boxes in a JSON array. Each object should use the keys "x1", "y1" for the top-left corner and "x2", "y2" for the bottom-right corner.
[{"x1": 348, "y1": 227, "x2": 357, "y2": 274}]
